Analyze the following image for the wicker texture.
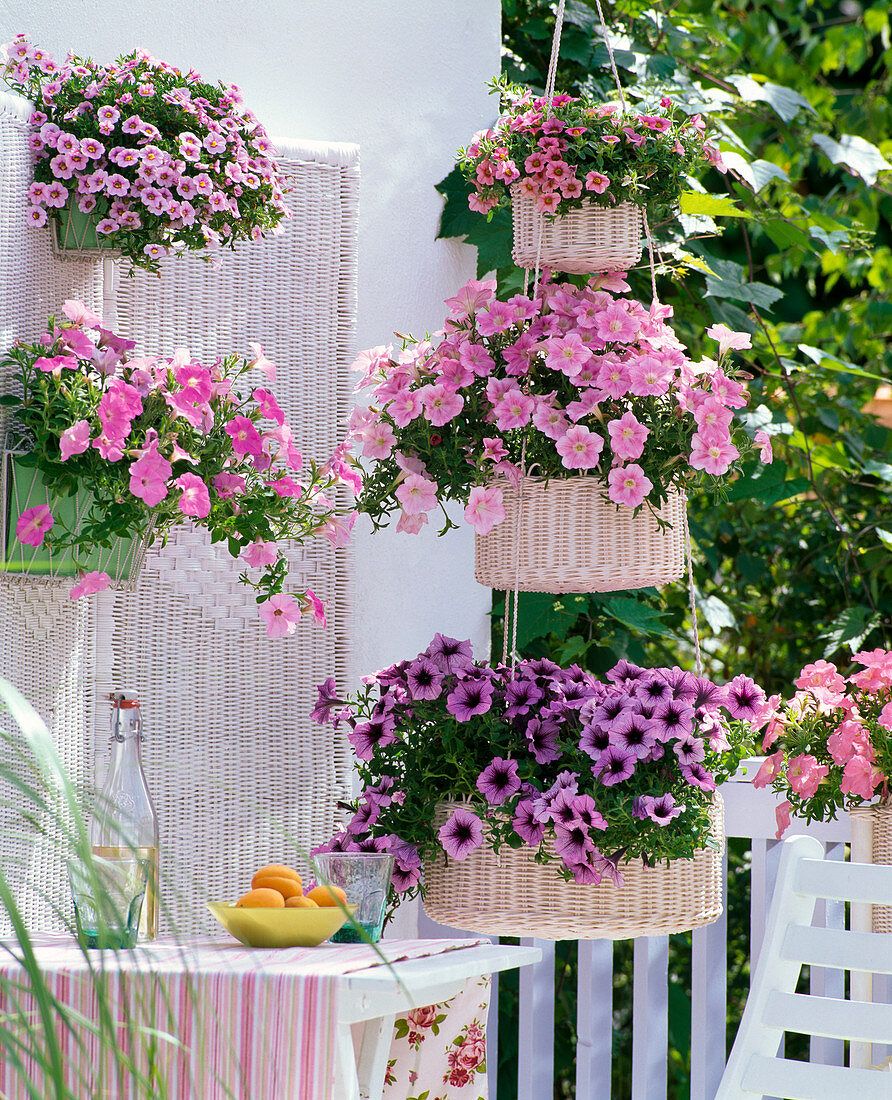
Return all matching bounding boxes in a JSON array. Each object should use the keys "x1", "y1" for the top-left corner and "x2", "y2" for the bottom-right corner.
[
  {"x1": 511, "y1": 188, "x2": 643, "y2": 274},
  {"x1": 474, "y1": 475, "x2": 687, "y2": 593},
  {"x1": 423, "y1": 796, "x2": 724, "y2": 940},
  {"x1": 851, "y1": 802, "x2": 892, "y2": 933},
  {"x1": 0, "y1": 102, "x2": 360, "y2": 938}
]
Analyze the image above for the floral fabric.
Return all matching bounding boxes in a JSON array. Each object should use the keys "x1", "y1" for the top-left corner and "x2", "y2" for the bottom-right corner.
[{"x1": 385, "y1": 975, "x2": 490, "y2": 1100}]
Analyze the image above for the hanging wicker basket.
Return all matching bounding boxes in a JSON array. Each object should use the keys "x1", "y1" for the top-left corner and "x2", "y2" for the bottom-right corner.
[
  {"x1": 0, "y1": 449, "x2": 153, "y2": 590},
  {"x1": 423, "y1": 796, "x2": 724, "y2": 940},
  {"x1": 510, "y1": 187, "x2": 643, "y2": 275},
  {"x1": 474, "y1": 475, "x2": 686, "y2": 594},
  {"x1": 50, "y1": 202, "x2": 121, "y2": 261},
  {"x1": 849, "y1": 801, "x2": 892, "y2": 933}
]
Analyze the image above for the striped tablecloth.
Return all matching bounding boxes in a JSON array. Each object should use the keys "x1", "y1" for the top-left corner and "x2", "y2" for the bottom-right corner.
[{"x1": 0, "y1": 935, "x2": 486, "y2": 1099}]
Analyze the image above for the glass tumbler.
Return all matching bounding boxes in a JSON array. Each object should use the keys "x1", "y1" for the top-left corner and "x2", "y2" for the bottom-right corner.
[
  {"x1": 312, "y1": 852, "x2": 394, "y2": 943},
  {"x1": 67, "y1": 853, "x2": 149, "y2": 949}
]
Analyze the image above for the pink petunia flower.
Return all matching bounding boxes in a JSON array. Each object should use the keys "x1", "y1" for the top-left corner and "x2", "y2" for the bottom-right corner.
[
  {"x1": 321, "y1": 511, "x2": 357, "y2": 549},
  {"x1": 607, "y1": 412, "x2": 649, "y2": 461},
  {"x1": 241, "y1": 539, "x2": 279, "y2": 568},
  {"x1": 258, "y1": 593, "x2": 301, "y2": 638},
  {"x1": 395, "y1": 473, "x2": 439, "y2": 516},
  {"x1": 754, "y1": 430, "x2": 773, "y2": 463},
  {"x1": 69, "y1": 570, "x2": 112, "y2": 600},
  {"x1": 59, "y1": 419, "x2": 91, "y2": 460},
  {"x1": 607, "y1": 463, "x2": 652, "y2": 508},
  {"x1": 174, "y1": 472, "x2": 211, "y2": 518},
  {"x1": 16, "y1": 504, "x2": 54, "y2": 547},
  {"x1": 464, "y1": 483, "x2": 505, "y2": 535},
  {"x1": 247, "y1": 341, "x2": 277, "y2": 383},
  {"x1": 706, "y1": 323, "x2": 752, "y2": 357},
  {"x1": 786, "y1": 753, "x2": 828, "y2": 798},
  {"x1": 689, "y1": 434, "x2": 740, "y2": 476},
  {"x1": 556, "y1": 425, "x2": 604, "y2": 470},
  {"x1": 775, "y1": 799, "x2": 792, "y2": 840},
  {"x1": 840, "y1": 754, "x2": 880, "y2": 800}
]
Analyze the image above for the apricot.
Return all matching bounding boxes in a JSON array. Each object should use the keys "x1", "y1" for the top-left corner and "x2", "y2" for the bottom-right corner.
[
  {"x1": 306, "y1": 884, "x2": 348, "y2": 908},
  {"x1": 285, "y1": 894, "x2": 319, "y2": 909},
  {"x1": 251, "y1": 864, "x2": 302, "y2": 887},
  {"x1": 251, "y1": 873, "x2": 304, "y2": 899},
  {"x1": 235, "y1": 887, "x2": 285, "y2": 908}
]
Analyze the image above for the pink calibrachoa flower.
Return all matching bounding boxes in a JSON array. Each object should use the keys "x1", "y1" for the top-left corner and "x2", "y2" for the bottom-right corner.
[
  {"x1": 556, "y1": 424, "x2": 604, "y2": 470},
  {"x1": 395, "y1": 473, "x2": 438, "y2": 516},
  {"x1": 174, "y1": 472, "x2": 211, "y2": 518},
  {"x1": 258, "y1": 593, "x2": 301, "y2": 638},
  {"x1": 584, "y1": 170, "x2": 610, "y2": 193},
  {"x1": 464, "y1": 483, "x2": 505, "y2": 535},
  {"x1": 69, "y1": 570, "x2": 112, "y2": 600},
  {"x1": 607, "y1": 463, "x2": 652, "y2": 508},
  {"x1": 16, "y1": 504, "x2": 53, "y2": 547}
]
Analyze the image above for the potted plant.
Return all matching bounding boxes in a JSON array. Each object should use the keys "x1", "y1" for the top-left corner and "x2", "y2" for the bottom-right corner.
[
  {"x1": 1, "y1": 34, "x2": 289, "y2": 273},
  {"x1": 311, "y1": 635, "x2": 763, "y2": 938},
  {"x1": 345, "y1": 273, "x2": 754, "y2": 593},
  {"x1": 755, "y1": 650, "x2": 891, "y2": 834},
  {"x1": 0, "y1": 300, "x2": 358, "y2": 637},
  {"x1": 456, "y1": 78, "x2": 723, "y2": 274}
]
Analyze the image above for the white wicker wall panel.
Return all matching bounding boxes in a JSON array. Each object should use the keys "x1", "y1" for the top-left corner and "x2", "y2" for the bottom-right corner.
[
  {"x1": 0, "y1": 92, "x2": 106, "y2": 936},
  {"x1": 93, "y1": 139, "x2": 360, "y2": 933}
]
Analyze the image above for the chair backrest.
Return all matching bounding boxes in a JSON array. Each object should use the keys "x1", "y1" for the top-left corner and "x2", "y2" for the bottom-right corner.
[{"x1": 716, "y1": 834, "x2": 892, "y2": 1100}]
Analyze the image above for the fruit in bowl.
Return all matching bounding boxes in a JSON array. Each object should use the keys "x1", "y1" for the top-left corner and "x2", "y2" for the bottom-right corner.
[{"x1": 209, "y1": 863, "x2": 354, "y2": 947}]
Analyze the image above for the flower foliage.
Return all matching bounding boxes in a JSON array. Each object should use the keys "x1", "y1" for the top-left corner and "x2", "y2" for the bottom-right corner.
[
  {"x1": 311, "y1": 635, "x2": 760, "y2": 903},
  {"x1": 755, "y1": 651, "x2": 892, "y2": 836},
  {"x1": 346, "y1": 274, "x2": 754, "y2": 535},
  {"x1": 1, "y1": 34, "x2": 289, "y2": 273},
  {"x1": 457, "y1": 78, "x2": 720, "y2": 219},
  {"x1": 1, "y1": 301, "x2": 358, "y2": 636}
]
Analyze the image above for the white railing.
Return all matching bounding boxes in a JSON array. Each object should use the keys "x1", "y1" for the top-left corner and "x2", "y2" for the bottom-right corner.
[{"x1": 419, "y1": 776, "x2": 882, "y2": 1099}]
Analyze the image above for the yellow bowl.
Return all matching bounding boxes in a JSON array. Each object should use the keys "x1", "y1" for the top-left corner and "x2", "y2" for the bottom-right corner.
[{"x1": 208, "y1": 902, "x2": 353, "y2": 948}]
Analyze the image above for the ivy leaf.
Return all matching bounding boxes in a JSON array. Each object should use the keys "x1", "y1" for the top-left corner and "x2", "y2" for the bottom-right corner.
[
  {"x1": 704, "y1": 257, "x2": 783, "y2": 309},
  {"x1": 699, "y1": 594, "x2": 737, "y2": 633},
  {"x1": 679, "y1": 191, "x2": 751, "y2": 219},
  {"x1": 730, "y1": 75, "x2": 816, "y2": 122},
  {"x1": 721, "y1": 151, "x2": 789, "y2": 192},
  {"x1": 812, "y1": 133, "x2": 892, "y2": 186},
  {"x1": 819, "y1": 606, "x2": 880, "y2": 659}
]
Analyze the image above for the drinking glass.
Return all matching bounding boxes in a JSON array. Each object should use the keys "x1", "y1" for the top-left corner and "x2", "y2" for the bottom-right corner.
[
  {"x1": 67, "y1": 853, "x2": 149, "y2": 949},
  {"x1": 312, "y1": 852, "x2": 394, "y2": 943}
]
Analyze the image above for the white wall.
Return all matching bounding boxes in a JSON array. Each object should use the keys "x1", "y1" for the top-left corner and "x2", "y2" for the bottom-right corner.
[{"x1": 0, "y1": 0, "x2": 500, "y2": 676}]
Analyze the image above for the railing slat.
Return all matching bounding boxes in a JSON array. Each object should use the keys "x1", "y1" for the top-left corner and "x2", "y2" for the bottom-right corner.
[
  {"x1": 631, "y1": 936, "x2": 668, "y2": 1100},
  {"x1": 518, "y1": 937, "x2": 555, "y2": 1100},
  {"x1": 690, "y1": 847, "x2": 728, "y2": 1100},
  {"x1": 810, "y1": 842, "x2": 845, "y2": 1068},
  {"x1": 576, "y1": 939, "x2": 614, "y2": 1100}
]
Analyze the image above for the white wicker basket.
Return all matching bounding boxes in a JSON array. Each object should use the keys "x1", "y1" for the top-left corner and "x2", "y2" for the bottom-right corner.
[
  {"x1": 424, "y1": 796, "x2": 724, "y2": 939},
  {"x1": 474, "y1": 475, "x2": 687, "y2": 594},
  {"x1": 0, "y1": 448, "x2": 153, "y2": 590},
  {"x1": 50, "y1": 204, "x2": 121, "y2": 261},
  {"x1": 510, "y1": 187, "x2": 643, "y2": 275}
]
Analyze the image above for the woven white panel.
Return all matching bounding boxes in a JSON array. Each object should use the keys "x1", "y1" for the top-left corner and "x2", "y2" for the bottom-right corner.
[
  {"x1": 91, "y1": 138, "x2": 360, "y2": 934},
  {"x1": 0, "y1": 91, "x2": 106, "y2": 936}
]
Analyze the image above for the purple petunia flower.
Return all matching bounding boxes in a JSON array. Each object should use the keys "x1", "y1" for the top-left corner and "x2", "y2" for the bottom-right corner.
[
  {"x1": 632, "y1": 673, "x2": 672, "y2": 704},
  {"x1": 405, "y1": 656, "x2": 444, "y2": 701},
  {"x1": 446, "y1": 677, "x2": 494, "y2": 721},
  {"x1": 673, "y1": 733, "x2": 705, "y2": 766},
  {"x1": 354, "y1": 834, "x2": 390, "y2": 852},
  {"x1": 546, "y1": 788, "x2": 579, "y2": 827},
  {"x1": 566, "y1": 858, "x2": 603, "y2": 885},
  {"x1": 610, "y1": 712, "x2": 658, "y2": 759},
  {"x1": 691, "y1": 676, "x2": 726, "y2": 712},
  {"x1": 570, "y1": 793, "x2": 607, "y2": 832},
  {"x1": 426, "y1": 633, "x2": 474, "y2": 675},
  {"x1": 504, "y1": 678, "x2": 544, "y2": 719},
  {"x1": 651, "y1": 698, "x2": 695, "y2": 741},
  {"x1": 594, "y1": 744, "x2": 637, "y2": 786},
  {"x1": 606, "y1": 658, "x2": 645, "y2": 686},
  {"x1": 681, "y1": 762, "x2": 716, "y2": 791},
  {"x1": 438, "y1": 807, "x2": 484, "y2": 860},
  {"x1": 375, "y1": 660, "x2": 410, "y2": 688},
  {"x1": 723, "y1": 674, "x2": 767, "y2": 722},
  {"x1": 525, "y1": 717, "x2": 562, "y2": 763},
  {"x1": 639, "y1": 793, "x2": 684, "y2": 826},
  {"x1": 582, "y1": 695, "x2": 626, "y2": 728},
  {"x1": 522, "y1": 657, "x2": 563, "y2": 680},
  {"x1": 476, "y1": 757, "x2": 522, "y2": 805},
  {"x1": 579, "y1": 722, "x2": 612, "y2": 760},
  {"x1": 346, "y1": 801, "x2": 379, "y2": 836},
  {"x1": 554, "y1": 822, "x2": 594, "y2": 865},
  {"x1": 658, "y1": 666, "x2": 700, "y2": 703},
  {"x1": 590, "y1": 849, "x2": 625, "y2": 887},
  {"x1": 348, "y1": 714, "x2": 397, "y2": 760},
  {"x1": 310, "y1": 677, "x2": 340, "y2": 724},
  {"x1": 512, "y1": 798, "x2": 546, "y2": 846}
]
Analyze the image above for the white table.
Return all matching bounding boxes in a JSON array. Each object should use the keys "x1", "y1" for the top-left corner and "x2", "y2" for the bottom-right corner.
[{"x1": 334, "y1": 942, "x2": 542, "y2": 1100}]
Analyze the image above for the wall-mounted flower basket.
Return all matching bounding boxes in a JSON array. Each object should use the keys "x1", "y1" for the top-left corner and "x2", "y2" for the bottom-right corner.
[
  {"x1": 423, "y1": 796, "x2": 724, "y2": 940},
  {"x1": 1, "y1": 451, "x2": 151, "y2": 589},
  {"x1": 848, "y1": 802, "x2": 892, "y2": 934},
  {"x1": 474, "y1": 475, "x2": 686, "y2": 594},
  {"x1": 50, "y1": 203, "x2": 121, "y2": 261},
  {"x1": 511, "y1": 189, "x2": 643, "y2": 275}
]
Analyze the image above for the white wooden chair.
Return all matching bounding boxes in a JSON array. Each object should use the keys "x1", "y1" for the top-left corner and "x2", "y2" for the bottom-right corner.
[{"x1": 716, "y1": 833, "x2": 892, "y2": 1100}]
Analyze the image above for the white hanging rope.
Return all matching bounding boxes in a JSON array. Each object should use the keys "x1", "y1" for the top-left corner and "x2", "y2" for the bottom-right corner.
[
  {"x1": 684, "y1": 510, "x2": 703, "y2": 676},
  {"x1": 592, "y1": 0, "x2": 627, "y2": 106}
]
